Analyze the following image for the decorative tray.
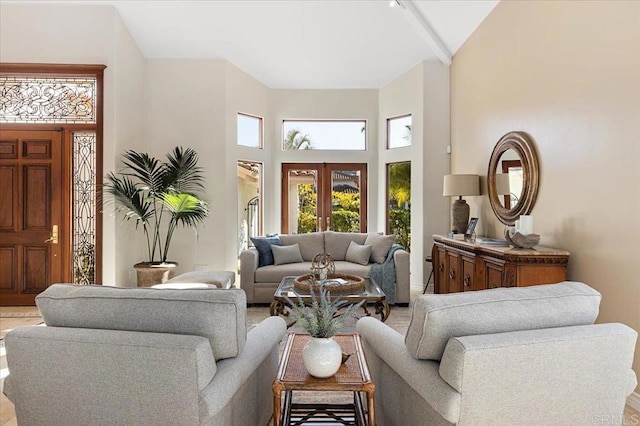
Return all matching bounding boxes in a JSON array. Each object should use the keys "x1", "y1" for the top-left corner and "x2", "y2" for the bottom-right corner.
[{"x1": 293, "y1": 273, "x2": 365, "y2": 293}]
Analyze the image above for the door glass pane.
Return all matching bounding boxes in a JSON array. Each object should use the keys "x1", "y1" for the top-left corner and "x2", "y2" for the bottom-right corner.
[
  {"x1": 387, "y1": 162, "x2": 411, "y2": 251},
  {"x1": 287, "y1": 169, "x2": 319, "y2": 234},
  {"x1": 331, "y1": 170, "x2": 361, "y2": 232},
  {"x1": 73, "y1": 132, "x2": 96, "y2": 284}
]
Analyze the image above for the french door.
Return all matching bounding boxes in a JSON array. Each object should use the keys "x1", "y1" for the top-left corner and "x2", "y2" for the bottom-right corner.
[{"x1": 281, "y1": 163, "x2": 367, "y2": 234}]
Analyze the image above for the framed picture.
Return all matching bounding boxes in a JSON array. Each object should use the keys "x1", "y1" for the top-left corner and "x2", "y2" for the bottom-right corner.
[{"x1": 466, "y1": 217, "x2": 478, "y2": 237}]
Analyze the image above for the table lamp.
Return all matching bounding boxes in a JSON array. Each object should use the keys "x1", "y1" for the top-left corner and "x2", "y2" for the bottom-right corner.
[{"x1": 443, "y1": 174, "x2": 480, "y2": 233}]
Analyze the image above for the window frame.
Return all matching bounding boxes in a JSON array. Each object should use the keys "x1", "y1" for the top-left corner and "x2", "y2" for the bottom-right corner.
[
  {"x1": 237, "y1": 112, "x2": 264, "y2": 149},
  {"x1": 282, "y1": 119, "x2": 368, "y2": 151},
  {"x1": 386, "y1": 113, "x2": 412, "y2": 149}
]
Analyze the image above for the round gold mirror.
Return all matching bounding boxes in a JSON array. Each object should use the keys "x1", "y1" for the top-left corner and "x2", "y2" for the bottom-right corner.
[{"x1": 487, "y1": 132, "x2": 539, "y2": 224}]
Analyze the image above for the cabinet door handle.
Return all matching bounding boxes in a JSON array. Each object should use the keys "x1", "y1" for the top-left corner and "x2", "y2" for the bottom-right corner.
[
  {"x1": 449, "y1": 269, "x2": 456, "y2": 279},
  {"x1": 464, "y1": 274, "x2": 471, "y2": 286},
  {"x1": 439, "y1": 263, "x2": 444, "y2": 272}
]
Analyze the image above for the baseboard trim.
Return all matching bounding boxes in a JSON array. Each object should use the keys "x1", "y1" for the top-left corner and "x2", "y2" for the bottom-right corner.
[{"x1": 628, "y1": 391, "x2": 640, "y2": 412}]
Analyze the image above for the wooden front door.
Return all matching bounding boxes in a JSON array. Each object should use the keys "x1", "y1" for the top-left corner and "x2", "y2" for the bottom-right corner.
[{"x1": 0, "y1": 130, "x2": 65, "y2": 305}]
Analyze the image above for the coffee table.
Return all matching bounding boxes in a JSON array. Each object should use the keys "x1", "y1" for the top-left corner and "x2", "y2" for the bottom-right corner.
[
  {"x1": 272, "y1": 333, "x2": 376, "y2": 426},
  {"x1": 270, "y1": 276, "x2": 391, "y2": 322}
]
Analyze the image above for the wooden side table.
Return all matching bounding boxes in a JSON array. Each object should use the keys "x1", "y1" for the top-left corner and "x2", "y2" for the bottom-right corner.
[{"x1": 272, "y1": 333, "x2": 376, "y2": 426}]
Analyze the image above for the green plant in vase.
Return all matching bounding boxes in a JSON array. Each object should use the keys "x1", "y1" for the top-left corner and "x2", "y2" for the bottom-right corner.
[
  {"x1": 285, "y1": 286, "x2": 363, "y2": 378},
  {"x1": 103, "y1": 146, "x2": 209, "y2": 286}
]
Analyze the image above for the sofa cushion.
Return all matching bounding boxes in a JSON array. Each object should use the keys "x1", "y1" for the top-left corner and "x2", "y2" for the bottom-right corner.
[
  {"x1": 332, "y1": 261, "x2": 372, "y2": 278},
  {"x1": 345, "y1": 241, "x2": 372, "y2": 266},
  {"x1": 36, "y1": 284, "x2": 247, "y2": 361},
  {"x1": 404, "y1": 281, "x2": 602, "y2": 361},
  {"x1": 255, "y1": 262, "x2": 314, "y2": 283},
  {"x1": 280, "y1": 233, "x2": 324, "y2": 261},
  {"x1": 324, "y1": 231, "x2": 368, "y2": 261},
  {"x1": 364, "y1": 233, "x2": 395, "y2": 264},
  {"x1": 272, "y1": 243, "x2": 304, "y2": 265},
  {"x1": 250, "y1": 236, "x2": 282, "y2": 267}
]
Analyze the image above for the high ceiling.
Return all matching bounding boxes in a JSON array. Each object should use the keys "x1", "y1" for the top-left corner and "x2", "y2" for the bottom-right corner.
[{"x1": 27, "y1": 0, "x2": 499, "y2": 89}]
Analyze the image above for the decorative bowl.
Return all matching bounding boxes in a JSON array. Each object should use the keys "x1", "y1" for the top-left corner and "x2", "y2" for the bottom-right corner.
[{"x1": 504, "y1": 230, "x2": 540, "y2": 249}]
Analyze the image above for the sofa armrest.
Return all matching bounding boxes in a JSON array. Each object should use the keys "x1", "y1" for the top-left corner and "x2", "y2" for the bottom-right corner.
[
  {"x1": 4, "y1": 326, "x2": 216, "y2": 425},
  {"x1": 393, "y1": 248, "x2": 410, "y2": 304},
  {"x1": 356, "y1": 317, "x2": 461, "y2": 423},
  {"x1": 199, "y1": 316, "x2": 287, "y2": 421},
  {"x1": 239, "y1": 248, "x2": 259, "y2": 303}
]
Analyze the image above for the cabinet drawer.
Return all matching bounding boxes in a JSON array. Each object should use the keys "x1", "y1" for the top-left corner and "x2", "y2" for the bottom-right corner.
[
  {"x1": 461, "y1": 254, "x2": 476, "y2": 291},
  {"x1": 483, "y1": 259, "x2": 505, "y2": 289},
  {"x1": 447, "y1": 251, "x2": 461, "y2": 293},
  {"x1": 435, "y1": 246, "x2": 447, "y2": 294}
]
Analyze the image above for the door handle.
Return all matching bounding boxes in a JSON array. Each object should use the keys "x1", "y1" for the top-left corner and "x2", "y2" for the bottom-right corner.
[{"x1": 45, "y1": 225, "x2": 58, "y2": 244}]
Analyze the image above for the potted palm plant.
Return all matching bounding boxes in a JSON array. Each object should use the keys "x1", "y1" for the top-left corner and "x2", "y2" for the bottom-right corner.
[
  {"x1": 286, "y1": 287, "x2": 362, "y2": 378},
  {"x1": 104, "y1": 146, "x2": 209, "y2": 286}
]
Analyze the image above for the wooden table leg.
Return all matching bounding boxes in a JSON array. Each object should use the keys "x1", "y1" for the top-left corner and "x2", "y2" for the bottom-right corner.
[
  {"x1": 367, "y1": 390, "x2": 376, "y2": 426},
  {"x1": 272, "y1": 382, "x2": 284, "y2": 426},
  {"x1": 375, "y1": 300, "x2": 390, "y2": 322}
]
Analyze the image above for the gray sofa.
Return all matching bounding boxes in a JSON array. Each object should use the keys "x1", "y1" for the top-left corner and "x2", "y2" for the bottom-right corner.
[
  {"x1": 357, "y1": 281, "x2": 638, "y2": 426},
  {"x1": 3, "y1": 284, "x2": 287, "y2": 426},
  {"x1": 240, "y1": 231, "x2": 410, "y2": 305}
]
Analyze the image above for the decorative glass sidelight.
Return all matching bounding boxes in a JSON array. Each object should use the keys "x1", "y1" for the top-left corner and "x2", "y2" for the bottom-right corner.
[
  {"x1": 72, "y1": 132, "x2": 96, "y2": 284},
  {"x1": 0, "y1": 76, "x2": 96, "y2": 123}
]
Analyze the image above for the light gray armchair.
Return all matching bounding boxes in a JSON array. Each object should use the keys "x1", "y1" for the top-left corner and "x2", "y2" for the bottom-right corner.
[
  {"x1": 3, "y1": 284, "x2": 287, "y2": 426},
  {"x1": 357, "y1": 281, "x2": 638, "y2": 426}
]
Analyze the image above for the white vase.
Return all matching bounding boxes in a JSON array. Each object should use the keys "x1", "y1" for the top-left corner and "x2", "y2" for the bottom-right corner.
[{"x1": 302, "y1": 337, "x2": 342, "y2": 378}]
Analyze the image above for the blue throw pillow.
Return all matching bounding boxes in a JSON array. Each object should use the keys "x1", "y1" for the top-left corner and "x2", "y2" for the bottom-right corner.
[{"x1": 250, "y1": 236, "x2": 282, "y2": 267}]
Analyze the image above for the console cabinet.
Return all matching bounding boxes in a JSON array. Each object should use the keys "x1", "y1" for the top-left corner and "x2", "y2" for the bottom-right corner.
[{"x1": 432, "y1": 235, "x2": 570, "y2": 294}]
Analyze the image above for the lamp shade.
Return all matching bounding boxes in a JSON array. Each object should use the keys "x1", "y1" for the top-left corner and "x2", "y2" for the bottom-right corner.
[
  {"x1": 495, "y1": 173, "x2": 511, "y2": 195},
  {"x1": 443, "y1": 174, "x2": 480, "y2": 197}
]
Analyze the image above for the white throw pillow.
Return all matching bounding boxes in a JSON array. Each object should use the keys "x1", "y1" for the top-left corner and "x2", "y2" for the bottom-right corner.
[
  {"x1": 364, "y1": 233, "x2": 396, "y2": 264},
  {"x1": 272, "y1": 243, "x2": 304, "y2": 265},
  {"x1": 345, "y1": 241, "x2": 372, "y2": 266}
]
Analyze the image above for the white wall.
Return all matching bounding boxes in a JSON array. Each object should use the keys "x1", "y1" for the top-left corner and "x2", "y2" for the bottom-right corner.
[
  {"x1": 224, "y1": 63, "x2": 272, "y2": 271},
  {"x1": 0, "y1": 3, "x2": 145, "y2": 286},
  {"x1": 1, "y1": 3, "x2": 445, "y2": 291},
  {"x1": 378, "y1": 64, "x2": 424, "y2": 284},
  {"x1": 451, "y1": 0, "x2": 640, "y2": 391},
  {"x1": 143, "y1": 59, "x2": 227, "y2": 275},
  {"x1": 270, "y1": 89, "x2": 379, "y2": 234},
  {"x1": 112, "y1": 9, "x2": 146, "y2": 286}
]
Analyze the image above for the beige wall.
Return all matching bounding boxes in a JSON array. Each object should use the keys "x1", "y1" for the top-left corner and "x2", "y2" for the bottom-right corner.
[
  {"x1": 270, "y1": 89, "x2": 380, "y2": 234},
  {"x1": 143, "y1": 59, "x2": 227, "y2": 276},
  {"x1": 0, "y1": 3, "x2": 145, "y2": 286},
  {"x1": 378, "y1": 61, "x2": 451, "y2": 285},
  {"x1": 451, "y1": 0, "x2": 640, "y2": 391}
]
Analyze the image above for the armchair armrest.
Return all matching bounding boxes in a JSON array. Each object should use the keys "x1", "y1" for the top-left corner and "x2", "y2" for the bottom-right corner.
[
  {"x1": 199, "y1": 316, "x2": 287, "y2": 424},
  {"x1": 356, "y1": 317, "x2": 460, "y2": 423},
  {"x1": 239, "y1": 248, "x2": 259, "y2": 303},
  {"x1": 393, "y1": 248, "x2": 410, "y2": 304}
]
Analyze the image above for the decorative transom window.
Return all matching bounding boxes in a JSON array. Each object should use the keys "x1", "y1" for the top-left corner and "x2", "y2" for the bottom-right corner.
[{"x1": 0, "y1": 76, "x2": 96, "y2": 123}]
